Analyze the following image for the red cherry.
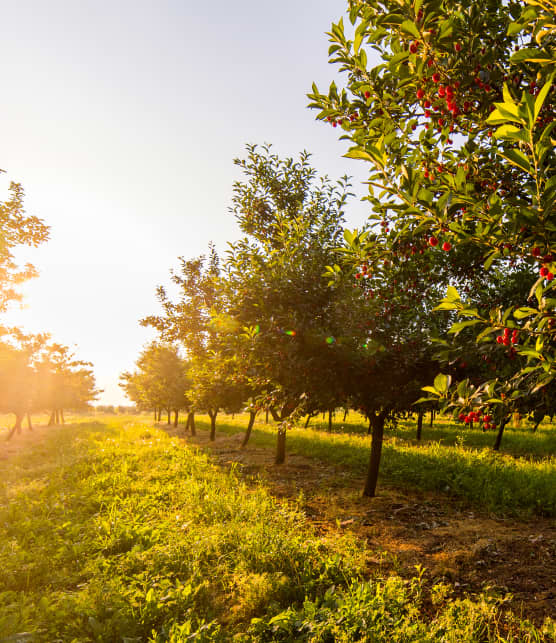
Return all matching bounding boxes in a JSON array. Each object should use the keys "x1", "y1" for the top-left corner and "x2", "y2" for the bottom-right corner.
[
  {"x1": 540, "y1": 266, "x2": 549, "y2": 277},
  {"x1": 417, "y1": 88, "x2": 425, "y2": 99},
  {"x1": 458, "y1": 413, "x2": 466, "y2": 421},
  {"x1": 410, "y1": 41, "x2": 419, "y2": 54},
  {"x1": 442, "y1": 241, "x2": 452, "y2": 252},
  {"x1": 455, "y1": 42, "x2": 462, "y2": 52},
  {"x1": 432, "y1": 73, "x2": 441, "y2": 83},
  {"x1": 511, "y1": 336, "x2": 518, "y2": 344},
  {"x1": 428, "y1": 236, "x2": 439, "y2": 247},
  {"x1": 496, "y1": 336, "x2": 503, "y2": 344},
  {"x1": 424, "y1": 99, "x2": 431, "y2": 108},
  {"x1": 438, "y1": 86, "x2": 446, "y2": 97},
  {"x1": 548, "y1": 272, "x2": 554, "y2": 281},
  {"x1": 532, "y1": 247, "x2": 541, "y2": 257},
  {"x1": 364, "y1": 91, "x2": 371, "y2": 98}
]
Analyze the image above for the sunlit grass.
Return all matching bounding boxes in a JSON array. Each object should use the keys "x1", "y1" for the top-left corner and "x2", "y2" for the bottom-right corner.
[
  {"x1": 0, "y1": 417, "x2": 552, "y2": 641},
  {"x1": 193, "y1": 413, "x2": 556, "y2": 518}
]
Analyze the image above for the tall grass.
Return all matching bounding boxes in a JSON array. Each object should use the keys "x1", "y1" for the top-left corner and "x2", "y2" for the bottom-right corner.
[{"x1": 0, "y1": 417, "x2": 552, "y2": 641}]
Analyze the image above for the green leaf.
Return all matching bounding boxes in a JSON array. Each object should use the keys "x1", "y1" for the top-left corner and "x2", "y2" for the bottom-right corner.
[
  {"x1": 422, "y1": 386, "x2": 441, "y2": 396},
  {"x1": 434, "y1": 373, "x2": 451, "y2": 394},
  {"x1": 448, "y1": 320, "x2": 481, "y2": 335},
  {"x1": 500, "y1": 149, "x2": 532, "y2": 174},
  {"x1": 510, "y1": 48, "x2": 553, "y2": 64},
  {"x1": 400, "y1": 20, "x2": 420, "y2": 39},
  {"x1": 514, "y1": 307, "x2": 538, "y2": 319},
  {"x1": 344, "y1": 148, "x2": 374, "y2": 162},
  {"x1": 534, "y1": 73, "x2": 555, "y2": 122},
  {"x1": 446, "y1": 285, "x2": 461, "y2": 302}
]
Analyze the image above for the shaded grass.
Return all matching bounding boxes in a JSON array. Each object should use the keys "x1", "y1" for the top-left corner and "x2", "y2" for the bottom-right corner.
[
  {"x1": 197, "y1": 415, "x2": 556, "y2": 518},
  {"x1": 0, "y1": 417, "x2": 553, "y2": 641}
]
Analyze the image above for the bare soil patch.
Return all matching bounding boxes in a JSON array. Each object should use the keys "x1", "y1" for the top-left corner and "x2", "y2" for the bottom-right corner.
[{"x1": 174, "y1": 426, "x2": 556, "y2": 625}]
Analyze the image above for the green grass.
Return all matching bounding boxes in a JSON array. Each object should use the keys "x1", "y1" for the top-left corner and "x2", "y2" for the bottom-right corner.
[
  {"x1": 198, "y1": 414, "x2": 556, "y2": 518},
  {"x1": 1, "y1": 417, "x2": 553, "y2": 641}
]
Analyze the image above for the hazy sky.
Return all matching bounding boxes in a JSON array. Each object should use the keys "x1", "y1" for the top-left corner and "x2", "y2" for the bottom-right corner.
[{"x1": 1, "y1": 1, "x2": 374, "y2": 404}]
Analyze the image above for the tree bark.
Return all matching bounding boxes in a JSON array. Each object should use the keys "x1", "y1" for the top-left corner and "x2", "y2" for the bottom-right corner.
[
  {"x1": 367, "y1": 417, "x2": 372, "y2": 435},
  {"x1": 429, "y1": 409, "x2": 434, "y2": 428},
  {"x1": 343, "y1": 408, "x2": 348, "y2": 422},
  {"x1": 157, "y1": 408, "x2": 162, "y2": 422},
  {"x1": 416, "y1": 409, "x2": 423, "y2": 441},
  {"x1": 154, "y1": 409, "x2": 157, "y2": 422},
  {"x1": 27, "y1": 413, "x2": 33, "y2": 431},
  {"x1": 493, "y1": 418, "x2": 508, "y2": 451},
  {"x1": 265, "y1": 409, "x2": 269, "y2": 424},
  {"x1": 173, "y1": 410, "x2": 179, "y2": 427},
  {"x1": 363, "y1": 412, "x2": 387, "y2": 497},
  {"x1": 60, "y1": 409, "x2": 65, "y2": 424},
  {"x1": 55, "y1": 410, "x2": 60, "y2": 425},
  {"x1": 328, "y1": 409, "x2": 333, "y2": 432},
  {"x1": 304, "y1": 414, "x2": 311, "y2": 429},
  {"x1": 242, "y1": 410, "x2": 257, "y2": 447},
  {"x1": 48, "y1": 410, "x2": 56, "y2": 426},
  {"x1": 7, "y1": 413, "x2": 24, "y2": 440},
  {"x1": 167, "y1": 409, "x2": 171, "y2": 425},
  {"x1": 208, "y1": 410, "x2": 217, "y2": 441},
  {"x1": 275, "y1": 426, "x2": 287, "y2": 464},
  {"x1": 188, "y1": 412, "x2": 196, "y2": 436}
]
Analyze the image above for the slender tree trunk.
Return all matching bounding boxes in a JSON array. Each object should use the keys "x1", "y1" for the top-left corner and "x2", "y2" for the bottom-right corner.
[
  {"x1": 493, "y1": 418, "x2": 508, "y2": 451},
  {"x1": 343, "y1": 408, "x2": 348, "y2": 422},
  {"x1": 328, "y1": 409, "x2": 333, "y2": 432},
  {"x1": 275, "y1": 426, "x2": 287, "y2": 464},
  {"x1": 532, "y1": 420, "x2": 540, "y2": 433},
  {"x1": 304, "y1": 414, "x2": 311, "y2": 429},
  {"x1": 60, "y1": 409, "x2": 65, "y2": 424},
  {"x1": 48, "y1": 410, "x2": 56, "y2": 426},
  {"x1": 209, "y1": 410, "x2": 217, "y2": 441},
  {"x1": 167, "y1": 409, "x2": 171, "y2": 425},
  {"x1": 429, "y1": 409, "x2": 434, "y2": 428},
  {"x1": 7, "y1": 413, "x2": 24, "y2": 440},
  {"x1": 154, "y1": 409, "x2": 157, "y2": 422},
  {"x1": 173, "y1": 410, "x2": 178, "y2": 427},
  {"x1": 363, "y1": 412, "x2": 386, "y2": 498},
  {"x1": 242, "y1": 410, "x2": 257, "y2": 447},
  {"x1": 189, "y1": 412, "x2": 196, "y2": 436},
  {"x1": 55, "y1": 410, "x2": 60, "y2": 425},
  {"x1": 265, "y1": 409, "x2": 269, "y2": 424},
  {"x1": 416, "y1": 410, "x2": 423, "y2": 441},
  {"x1": 27, "y1": 413, "x2": 33, "y2": 431},
  {"x1": 367, "y1": 417, "x2": 372, "y2": 435},
  {"x1": 157, "y1": 408, "x2": 162, "y2": 422}
]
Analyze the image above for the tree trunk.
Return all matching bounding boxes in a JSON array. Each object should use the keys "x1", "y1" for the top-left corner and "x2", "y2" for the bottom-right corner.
[
  {"x1": 416, "y1": 410, "x2": 423, "y2": 441},
  {"x1": 367, "y1": 417, "x2": 372, "y2": 435},
  {"x1": 7, "y1": 413, "x2": 24, "y2": 440},
  {"x1": 343, "y1": 408, "x2": 348, "y2": 422},
  {"x1": 304, "y1": 414, "x2": 311, "y2": 429},
  {"x1": 173, "y1": 410, "x2": 178, "y2": 427},
  {"x1": 242, "y1": 411, "x2": 257, "y2": 447},
  {"x1": 188, "y1": 412, "x2": 196, "y2": 436},
  {"x1": 363, "y1": 412, "x2": 386, "y2": 498},
  {"x1": 154, "y1": 409, "x2": 157, "y2": 422},
  {"x1": 429, "y1": 409, "x2": 434, "y2": 427},
  {"x1": 493, "y1": 418, "x2": 508, "y2": 451},
  {"x1": 167, "y1": 409, "x2": 171, "y2": 425},
  {"x1": 209, "y1": 410, "x2": 217, "y2": 441},
  {"x1": 60, "y1": 409, "x2": 65, "y2": 424},
  {"x1": 265, "y1": 409, "x2": 269, "y2": 424},
  {"x1": 157, "y1": 408, "x2": 162, "y2": 422},
  {"x1": 27, "y1": 413, "x2": 33, "y2": 431},
  {"x1": 55, "y1": 409, "x2": 60, "y2": 424},
  {"x1": 328, "y1": 409, "x2": 333, "y2": 432},
  {"x1": 48, "y1": 410, "x2": 56, "y2": 426},
  {"x1": 275, "y1": 426, "x2": 287, "y2": 464}
]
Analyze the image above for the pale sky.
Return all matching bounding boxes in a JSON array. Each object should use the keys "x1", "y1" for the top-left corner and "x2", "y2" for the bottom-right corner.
[{"x1": 1, "y1": 1, "x2": 374, "y2": 404}]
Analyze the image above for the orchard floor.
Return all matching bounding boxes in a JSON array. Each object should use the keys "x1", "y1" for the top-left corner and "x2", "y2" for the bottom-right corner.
[{"x1": 171, "y1": 424, "x2": 556, "y2": 626}]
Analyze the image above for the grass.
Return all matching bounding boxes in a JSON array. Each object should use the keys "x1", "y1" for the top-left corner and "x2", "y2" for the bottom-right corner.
[
  {"x1": 1, "y1": 417, "x2": 553, "y2": 641},
  {"x1": 194, "y1": 413, "x2": 556, "y2": 518}
]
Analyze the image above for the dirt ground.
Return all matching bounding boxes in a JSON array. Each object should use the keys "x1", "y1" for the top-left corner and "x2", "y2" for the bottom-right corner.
[{"x1": 176, "y1": 427, "x2": 556, "y2": 626}]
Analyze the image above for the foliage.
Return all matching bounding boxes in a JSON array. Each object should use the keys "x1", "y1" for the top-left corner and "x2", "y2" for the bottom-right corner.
[{"x1": 308, "y1": 0, "x2": 555, "y2": 414}]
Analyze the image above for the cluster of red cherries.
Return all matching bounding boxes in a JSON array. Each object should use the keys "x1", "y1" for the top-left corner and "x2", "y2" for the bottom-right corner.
[{"x1": 458, "y1": 410, "x2": 495, "y2": 430}]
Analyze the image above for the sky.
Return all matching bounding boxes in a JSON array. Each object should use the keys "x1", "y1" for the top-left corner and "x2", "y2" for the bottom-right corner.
[{"x1": 1, "y1": 0, "x2": 374, "y2": 405}]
